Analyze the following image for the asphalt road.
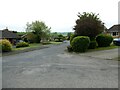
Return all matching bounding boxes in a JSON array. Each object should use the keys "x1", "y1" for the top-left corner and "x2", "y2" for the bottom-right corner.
[{"x1": 2, "y1": 42, "x2": 119, "y2": 88}]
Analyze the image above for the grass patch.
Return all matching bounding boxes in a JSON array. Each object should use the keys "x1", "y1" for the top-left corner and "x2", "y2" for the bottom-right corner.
[
  {"x1": 29, "y1": 43, "x2": 42, "y2": 47},
  {"x1": 88, "y1": 44, "x2": 119, "y2": 52},
  {"x1": 50, "y1": 41, "x2": 62, "y2": 45},
  {"x1": 13, "y1": 41, "x2": 62, "y2": 51},
  {"x1": 13, "y1": 43, "x2": 42, "y2": 51}
]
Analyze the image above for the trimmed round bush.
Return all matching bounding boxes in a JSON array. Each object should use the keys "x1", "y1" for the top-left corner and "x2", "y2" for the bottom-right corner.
[
  {"x1": 0, "y1": 39, "x2": 12, "y2": 52},
  {"x1": 67, "y1": 45, "x2": 73, "y2": 52},
  {"x1": 70, "y1": 34, "x2": 77, "y2": 45},
  {"x1": 71, "y1": 36, "x2": 90, "y2": 52},
  {"x1": 88, "y1": 40, "x2": 97, "y2": 49},
  {"x1": 16, "y1": 42, "x2": 29, "y2": 48},
  {"x1": 96, "y1": 34, "x2": 113, "y2": 47}
]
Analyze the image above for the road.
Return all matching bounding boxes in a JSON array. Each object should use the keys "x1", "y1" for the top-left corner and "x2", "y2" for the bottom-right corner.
[{"x1": 2, "y1": 42, "x2": 119, "y2": 88}]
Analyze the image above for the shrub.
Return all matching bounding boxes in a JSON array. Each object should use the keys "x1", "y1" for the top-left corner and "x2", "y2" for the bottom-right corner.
[
  {"x1": 70, "y1": 34, "x2": 77, "y2": 45},
  {"x1": 96, "y1": 34, "x2": 113, "y2": 47},
  {"x1": 0, "y1": 39, "x2": 12, "y2": 52},
  {"x1": 16, "y1": 42, "x2": 29, "y2": 48},
  {"x1": 71, "y1": 36, "x2": 90, "y2": 52},
  {"x1": 67, "y1": 45, "x2": 73, "y2": 52},
  {"x1": 88, "y1": 40, "x2": 97, "y2": 49},
  {"x1": 55, "y1": 38, "x2": 63, "y2": 42}
]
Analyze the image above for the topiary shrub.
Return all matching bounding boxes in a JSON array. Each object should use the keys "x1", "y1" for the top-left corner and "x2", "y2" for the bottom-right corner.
[
  {"x1": 71, "y1": 36, "x2": 90, "y2": 52},
  {"x1": 67, "y1": 45, "x2": 73, "y2": 52},
  {"x1": 16, "y1": 42, "x2": 29, "y2": 48},
  {"x1": 88, "y1": 40, "x2": 97, "y2": 49},
  {"x1": 96, "y1": 34, "x2": 113, "y2": 47},
  {"x1": 70, "y1": 34, "x2": 77, "y2": 45},
  {"x1": 0, "y1": 39, "x2": 12, "y2": 52}
]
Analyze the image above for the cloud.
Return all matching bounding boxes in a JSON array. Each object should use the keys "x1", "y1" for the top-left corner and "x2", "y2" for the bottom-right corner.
[{"x1": 0, "y1": 0, "x2": 119, "y2": 32}]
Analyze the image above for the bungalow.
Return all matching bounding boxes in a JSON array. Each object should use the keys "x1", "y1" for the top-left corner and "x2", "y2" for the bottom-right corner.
[
  {"x1": 0, "y1": 28, "x2": 20, "y2": 44},
  {"x1": 107, "y1": 24, "x2": 120, "y2": 38}
]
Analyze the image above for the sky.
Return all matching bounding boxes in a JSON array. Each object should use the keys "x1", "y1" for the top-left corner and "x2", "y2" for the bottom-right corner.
[{"x1": 0, "y1": 0, "x2": 119, "y2": 32}]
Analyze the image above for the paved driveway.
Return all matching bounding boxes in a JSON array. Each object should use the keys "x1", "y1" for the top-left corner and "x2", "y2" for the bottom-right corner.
[{"x1": 2, "y1": 42, "x2": 119, "y2": 88}]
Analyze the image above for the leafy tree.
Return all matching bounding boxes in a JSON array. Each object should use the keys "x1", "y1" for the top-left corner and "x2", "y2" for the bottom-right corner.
[
  {"x1": 26, "y1": 21, "x2": 51, "y2": 43},
  {"x1": 50, "y1": 32, "x2": 59, "y2": 40},
  {"x1": 25, "y1": 32, "x2": 38, "y2": 43},
  {"x1": 58, "y1": 34, "x2": 64, "y2": 38},
  {"x1": 41, "y1": 27, "x2": 51, "y2": 41},
  {"x1": 67, "y1": 32, "x2": 73, "y2": 40},
  {"x1": 17, "y1": 32, "x2": 27, "y2": 36},
  {"x1": 73, "y1": 12, "x2": 105, "y2": 39}
]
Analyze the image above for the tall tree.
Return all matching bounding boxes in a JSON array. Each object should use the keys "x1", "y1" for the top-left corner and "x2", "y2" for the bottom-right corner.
[
  {"x1": 73, "y1": 12, "x2": 105, "y2": 39},
  {"x1": 50, "y1": 32, "x2": 59, "y2": 40},
  {"x1": 26, "y1": 21, "x2": 51, "y2": 43},
  {"x1": 67, "y1": 32, "x2": 73, "y2": 40}
]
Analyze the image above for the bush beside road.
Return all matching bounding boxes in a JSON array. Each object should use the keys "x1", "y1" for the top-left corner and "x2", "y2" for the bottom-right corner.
[{"x1": 1, "y1": 41, "x2": 63, "y2": 56}]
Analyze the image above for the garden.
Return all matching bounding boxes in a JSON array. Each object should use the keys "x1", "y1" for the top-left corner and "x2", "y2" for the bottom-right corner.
[
  {"x1": 0, "y1": 39, "x2": 63, "y2": 54},
  {"x1": 0, "y1": 12, "x2": 119, "y2": 54},
  {"x1": 0, "y1": 21, "x2": 65, "y2": 54},
  {"x1": 67, "y1": 12, "x2": 119, "y2": 53}
]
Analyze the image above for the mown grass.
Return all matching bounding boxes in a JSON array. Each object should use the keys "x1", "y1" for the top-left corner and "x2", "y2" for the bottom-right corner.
[
  {"x1": 13, "y1": 41, "x2": 62, "y2": 51},
  {"x1": 13, "y1": 43, "x2": 42, "y2": 51},
  {"x1": 49, "y1": 41, "x2": 62, "y2": 45},
  {"x1": 88, "y1": 44, "x2": 119, "y2": 52}
]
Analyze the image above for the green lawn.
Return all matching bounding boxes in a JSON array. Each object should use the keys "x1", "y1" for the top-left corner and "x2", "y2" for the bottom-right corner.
[
  {"x1": 88, "y1": 44, "x2": 119, "y2": 52},
  {"x1": 13, "y1": 43, "x2": 42, "y2": 51},
  {"x1": 13, "y1": 41, "x2": 63, "y2": 51},
  {"x1": 49, "y1": 41, "x2": 62, "y2": 45}
]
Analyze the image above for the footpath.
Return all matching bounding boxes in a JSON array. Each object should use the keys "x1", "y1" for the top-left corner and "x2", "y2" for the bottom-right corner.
[{"x1": 79, "y1": 48, "x2": 119, "y2": 60}]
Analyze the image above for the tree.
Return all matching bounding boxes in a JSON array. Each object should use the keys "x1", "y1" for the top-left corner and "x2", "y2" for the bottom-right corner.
[
  {"x1": 41, "y1": 27, "x2": 51, "y2": 41},
  {"x1": 73, "y1": 12, "x2": 105, "y2": 39},
  {"x1": 67, "y1": 32, "x2": 73, "y2": 40},
  {"x1": 26, "y1": 21, "x2": 51, "y2": 43},
  {"x1": 50, "y1": 32, "x2": 59, "y2": 40}
]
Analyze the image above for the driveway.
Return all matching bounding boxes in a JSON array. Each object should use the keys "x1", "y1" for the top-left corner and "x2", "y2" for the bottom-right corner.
[{"x1": 2, "y1": 42, "x2": 119, "y2": 88}]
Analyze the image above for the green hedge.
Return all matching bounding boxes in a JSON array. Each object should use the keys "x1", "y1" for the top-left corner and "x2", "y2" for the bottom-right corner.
[
  {"x1": 96, "y1": 34, "x2": 113, "y2": 47},
  {"x1": 16, "y1": 42, "x2": 29, "y2": 48},
  {"x1": 0, "y1": 39, "x2": 12, "y2": 52},
  {"x1": 71, "y1": 36, "x2": 90, "y2": 52},
  {"x1": 88, "y1": 40, "x2": 97, "y2": 49},
  {"x1": 70, "y1": 34, "x2": 77, "y2": 45}
]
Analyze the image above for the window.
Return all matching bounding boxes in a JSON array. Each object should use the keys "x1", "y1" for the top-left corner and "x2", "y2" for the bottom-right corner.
[{"x1": 112, "y1": 32, "x2": 119, "y2": 36}]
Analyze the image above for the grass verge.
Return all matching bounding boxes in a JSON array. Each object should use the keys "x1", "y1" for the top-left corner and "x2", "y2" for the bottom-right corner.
[
  {"x1": 88, "y1": 44, "x2": 119, "y2": 52},
  {"x1": 13, "y1": 41, "x2": 63, "y2": 51},
  {"x1": 1, "y1": 41, "x2": 63, "y2": 56},
  {"x1": 13, "y1": 43, "x2": 42, "y2": 51},
  {"x1": 49, "y1": 41, "x2": 62, "y2": 45}
]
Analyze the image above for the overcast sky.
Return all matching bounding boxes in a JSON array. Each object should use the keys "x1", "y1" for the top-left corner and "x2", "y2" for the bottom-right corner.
[{"x1": 0, "y1": 0, "x2": 119, "y2": 32}]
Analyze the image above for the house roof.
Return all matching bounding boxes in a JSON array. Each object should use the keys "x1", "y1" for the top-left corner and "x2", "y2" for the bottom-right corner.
[
  {"x1": 0, "y1": 29, "x2": 20, "y2": 39},
  {"x1": 107, "y1": 24, "x2": 120, "y2": 32}
]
